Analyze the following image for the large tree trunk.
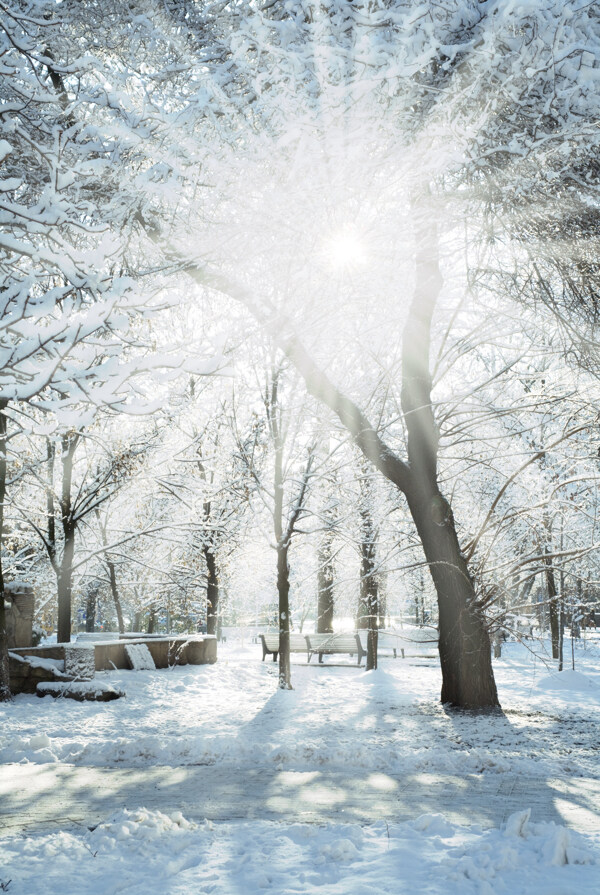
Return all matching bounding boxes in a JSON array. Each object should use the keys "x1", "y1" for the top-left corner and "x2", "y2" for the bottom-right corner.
[
  {"x1": 398, "y1": 202, "x2": 498, "y2": 708},
  {"x1": 204, "y1": 544, "x2": 219, "y2": 636},
  {"x1": 0, "y1": 404, "x2": 11, "y2": 701},
  {"x1": 404, "y1": 484, "x2": 496, "y2": 706},
  {"x1": 277, "y1": 542, "x2": 292, "y2": 689}
]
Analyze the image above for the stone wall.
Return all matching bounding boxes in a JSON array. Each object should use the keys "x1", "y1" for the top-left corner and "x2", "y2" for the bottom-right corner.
[
  {"x1": 5, "y1": 583, "x2": 35, "y2": 649},
  {"x1": 8, "y1": 653, "x2": 70, "y2": 695},
  {"x1": 10, "y1": 635, "x2": 217, "y2": 679}
]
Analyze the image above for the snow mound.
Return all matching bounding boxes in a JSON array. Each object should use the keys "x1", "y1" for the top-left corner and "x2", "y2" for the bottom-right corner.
[
  {"x1": 37, "y1": 681, "x2": 125, "y2": 701},
  {"x1": 89, "y1": 808, "x2": 196, "y2": 852},
  {"x1": 1, "y1": 812, "x2": 598, "y2": 895},
  {"x1": 536, "y1": 670, "x2": 598, "y2": 693}
]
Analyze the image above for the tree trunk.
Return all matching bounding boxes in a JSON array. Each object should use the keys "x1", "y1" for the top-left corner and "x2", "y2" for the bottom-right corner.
[
  {"x1": 95, "y1": 509, "x2": 124, "y2": 634},
  {"x1": 277, "y1": 542, "x2": 292, "y2": 689},
  {"x1": 0, "y1": 404, "x2": 11, "y2": 701},
  {"x1": 57, "y1": 434, "x2": 79, "y2": 643},
  {"x1": 106, "y1": 558, "x2": 125, "y2": 635},
  {"x1": 147, "y1": 607, "x2": 156, "y2": 634},
  {"x1": 85, "y1": 587, "x2": 97, "y2": 633},
  {"x1": 204, "y1": 544, "x2": 219, "y2": 636},
  {"x1": 544, "y1": 548, "x2": 560, "y2": 659},
  {"x1": 405, "y1": 483, "x2": 497, "y2": 706},
  {"x1": 57, "y1": 522, "x2": 75, "y2": 642},
  {"x1": 358, "y1": 534, "x2": 379, "y2": 670},
  {"x1": 356, "y1": 466, "x2": 379, "y2": 670},
  {"x1": 317, "y1": 537, "x2": 334, "y2": 633}
]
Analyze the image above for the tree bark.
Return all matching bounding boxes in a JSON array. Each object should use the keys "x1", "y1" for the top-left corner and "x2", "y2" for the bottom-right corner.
[
  {"x1": 106, "y1": 557, "x2": 125, "y2": 635},
  {"x1": 85, "y1": 587, "x2": 97, "y2": 633},
  {"x1": 277, "y1": 541, "x2": 292, "y2": 689},
  {"x1": 317, "y1": 536, "x2": 334, "y2": 633},
  {"x1": 204, "y1": 544, "x2": 219, "y2": 635},
  {"x1": 398, "y1": 203, "x2": 497, "y2": 707},
  {"x1": 57, "y1": 435, "x2": 78, "y2": 643},
  {"x1": 0, "y1": 404, "x2": 11, "y2": 701},
  {"x1": 544, "y1": 547, "x2": 560, "y2": 659},
  {"x1": 57, "y1": 521, "x2": 75, "y2": 643}
]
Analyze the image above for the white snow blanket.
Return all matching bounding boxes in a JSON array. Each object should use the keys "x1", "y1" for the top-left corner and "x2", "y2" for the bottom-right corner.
[
  {"x1": 0, "y1": 807, "x2": 597, "y2": 895},
  {"x1": 125, "y1": 643, "x2": 156, "y2": 671}
]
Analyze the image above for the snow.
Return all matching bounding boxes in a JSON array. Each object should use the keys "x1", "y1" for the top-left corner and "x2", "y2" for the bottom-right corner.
[
  {"x1": 0, "y1": 807, "x2": 597, "y2": 895},
  {"x1": 537, "y1": 669, "x2": 598, "y2": 693},
  {"x1": 1, "y1": 638, "x2": 599, "y2": 893},
  {"x1": 36, "y1": 680, "x2": 125, "y2": 701},
  {"x1": 9, "y1": 654, "x2": 65, "y2": 673},
  {"x1": 125, "y1": 643, "x2": 156, "y2": 671}
]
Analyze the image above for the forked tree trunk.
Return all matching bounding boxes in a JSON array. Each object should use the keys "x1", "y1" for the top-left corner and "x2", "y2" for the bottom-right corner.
[
  {"x1": 204, "y1": 545, "x2": 219, "y2": 636},
  {"x1": 274, "y1": 197, "x2": 499, "y2": 708},
  {"x1": 0, "y1": 404, "x2": 11, "y2": 701},
  {"x1": 186, "y1": 199, "x2": 500, "y2": 707}
]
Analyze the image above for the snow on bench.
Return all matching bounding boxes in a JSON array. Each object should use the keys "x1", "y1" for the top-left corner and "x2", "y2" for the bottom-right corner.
[
  {"x1": 125, "y1": 643, "x2": 156, "y2": 671},
  {"x1": 260, "y1": 633, "x2": 310, "y2": 662},
  {"x1": 306, "y1": 633, "x2": 365, "y2": 665},
  {"x1": 377, "y1": 627, "x2": 439, "y2": 659},
  {"x1": 259, "y1": 632, "x2": 366, "y2": 665}
]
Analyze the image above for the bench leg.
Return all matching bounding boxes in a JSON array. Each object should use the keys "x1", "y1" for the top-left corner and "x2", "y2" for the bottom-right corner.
[
  {"x1": 273, "y1": 652, "x2": 278, "y2": 662},
  {"x1": 319, "y1": 652, "x2": 323, "y2": 663}
]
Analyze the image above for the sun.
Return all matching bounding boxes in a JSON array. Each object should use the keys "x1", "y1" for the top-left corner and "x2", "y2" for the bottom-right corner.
[{"x1": 325, "y1": 228, "x2": 367, "y2": 270}]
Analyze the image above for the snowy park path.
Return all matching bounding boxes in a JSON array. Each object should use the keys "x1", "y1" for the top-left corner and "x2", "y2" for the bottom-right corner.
[{"x1": 3, "y1": 762, "x2": 599, "y2": 836}]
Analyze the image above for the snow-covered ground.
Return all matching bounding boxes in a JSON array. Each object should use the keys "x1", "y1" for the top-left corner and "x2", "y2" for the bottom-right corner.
[{"x1": 1, "y1": 636, "x2": 599, "y2": 893}]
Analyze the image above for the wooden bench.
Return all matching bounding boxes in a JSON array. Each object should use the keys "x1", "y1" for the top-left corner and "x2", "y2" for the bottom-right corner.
[
  {"x1": 377, "y1": 631, "x2": 405, "y2": 659},
  {"x1": 306, "y1": 632, "x2": 365, "y2": 665},
  {"x1": 377, "y1": 627, "x2": 438, "y2": 659},
  {"x1": 260, "y1": 633, "x2": 309, "y2": 662}
]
